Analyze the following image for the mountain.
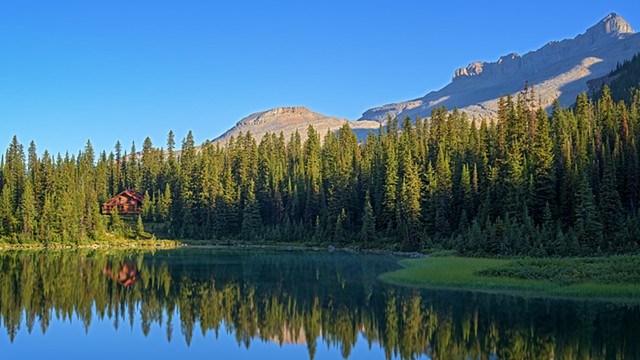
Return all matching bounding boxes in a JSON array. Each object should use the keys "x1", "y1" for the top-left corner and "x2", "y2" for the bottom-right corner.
[
  {"x1": 359, "y1": 13, "x2": 640, "y2": 122},
  {"x1": 214, "y1": 106, "x2": 380, "y2": 143},
  {"x1": 214, "y1": 14, "x2": 640, "y2": 142}
]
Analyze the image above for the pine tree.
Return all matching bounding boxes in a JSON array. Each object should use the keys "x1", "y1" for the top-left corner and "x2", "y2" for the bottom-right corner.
[
  {"x1": 434, "y1": 145, "x2": 452, "y2": 236},
  {"x1": 159, "y1": 184, "x2": 172, "y2": 222},
  {"x1": 530, "y1": 107, "x2": 555, "y2": 224},
  {"x1": 458, "y1": 163, "x2": 472, "y2": 226},
  {"x1": 137, "y1": 215, "x2": 145, "y2": 237},
  {"x1": 397, "y1": 147, "x2": 421, "y2": 250},
  {"x1": 574, "y1": 172, "x2": 602, "y2": 253},
  {"x1": 39, "y1": 193, "x2": 56, "y2": 244},
  {"x1": 334, "y1": 208, "x2": 347, "y2": 244},
  {"x1": 241, "y1": 179, "x2": 261, "y2": 240},
  {"x1": 599, "y1": 159, "x2": 624, "y2": 249},
  {"x1": 1, "y1": 184, "x2": 16, "y2": 237},
  {"x1": 112, "y1": 142, "x2": 124, "y2": 192},
  {"x1": 359, "y1": 192, "x2": 376, "y2": 243},
  {"x1": 20, "y1": 180, "x2": 36, "y2": 241},
  {"x1": 110, "y1": 207, "x2": 124, "y2": 238},
  {"x1": 4, "y1": 136, "x2": 25, "y2": 215},
  {"x1": 381, "y1": 130, "x2": 398, "y2": 232},
  {"x1": 142, "y1": 190, "x2": 153, "y2": 221}
]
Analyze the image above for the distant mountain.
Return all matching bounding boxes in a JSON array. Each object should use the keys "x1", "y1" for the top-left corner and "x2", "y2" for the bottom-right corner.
[
  {"x1": 359, "y1": 13, "x2": 640, "y2": 122},
  {"x1": 214, "y1": 106, "x2": 379, "y2": 143},
  {"x1": 213, "y1": 14, "x2": 640, "y2": 142}
]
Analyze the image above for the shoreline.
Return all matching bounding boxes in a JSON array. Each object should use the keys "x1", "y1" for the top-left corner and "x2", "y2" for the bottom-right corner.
[
  {"x1": 183, "y1": 242, "x2": 427, "y2": 258},
  {"x1": 0, "y1": 240, "x2": 428, "y2": 259},
  {"x1": 379, "y1": 256, "x2": 640, "y2": 304},
  {"x1": 0, "y1": 239, "x2": 185, "y2": 251},
  {"x1": 0, "y1": 240, "x2": 425, "y2": 257}
]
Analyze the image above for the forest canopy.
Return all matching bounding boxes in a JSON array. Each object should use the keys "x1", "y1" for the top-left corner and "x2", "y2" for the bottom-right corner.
[{"x1": 2, "y1": 84, "x2": 640, "y2": 257}]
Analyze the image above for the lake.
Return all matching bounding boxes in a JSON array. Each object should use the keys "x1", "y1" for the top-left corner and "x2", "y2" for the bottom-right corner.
[{"x1": 0, "y1": 247, "x2": 638, "y2": 359}]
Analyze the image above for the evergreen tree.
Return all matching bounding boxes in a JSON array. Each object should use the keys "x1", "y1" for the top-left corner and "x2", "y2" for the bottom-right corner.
[
  {"x1": 574, "y1": 172, "x2": 602, "y2": 253},
  {"x1": 110, "y1": 207, "x2": 124, "y2": 238},
  {"x1": 434, "y1": 145, "x2": 451, "y2": 236},
  {"x1": 599, "y1": 159, "x2": 624, "y2": 249},
  {"x1": 359, "y1": 192, "x2": 376, "y2": 243},
  {"x1": 241, "y1": 179, "x2": 262, "y2": 240},
  {"x1": 137, "y1": 215, "x2": 145, "y2": 237},
  {"x1": 530, "y1": 107, "x2": 556, "y2": 224},
  {"x1": 20, "y1": 179, "x2": 36, "y2": 241},
  {"x1": 142, "y1": 190, "x2": 153, "y2": 221},
  {"x1": 381, "y1": 120, "x2": 399, "y2": 232},
  {"x1": 397, "y1": 146, "x2": 421, "y2": 250}
]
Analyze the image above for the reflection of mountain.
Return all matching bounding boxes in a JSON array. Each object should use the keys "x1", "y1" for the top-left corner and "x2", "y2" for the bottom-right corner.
[
  {"x1": 1, "y1": 249, "x2": 639, "y2": 359},
  {"x1": 262, "y1": 324, "x2": 308, "y2": 345}
]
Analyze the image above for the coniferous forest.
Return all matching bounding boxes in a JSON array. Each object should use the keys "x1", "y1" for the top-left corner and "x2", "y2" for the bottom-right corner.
[{"x1": 2, "y1": 85, "x2": 640, "y2": 257}]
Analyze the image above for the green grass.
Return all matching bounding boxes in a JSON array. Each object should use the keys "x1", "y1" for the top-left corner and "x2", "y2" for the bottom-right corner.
[
  {"x1": 0, "y1": 236, "x2": 184, "y2": 250},
  {"x1": 476, "y1": 256, "x2": 640, "y2": 285},
  {"x1": 379, "y1": 256, "x2": 640, "y2": 303}
]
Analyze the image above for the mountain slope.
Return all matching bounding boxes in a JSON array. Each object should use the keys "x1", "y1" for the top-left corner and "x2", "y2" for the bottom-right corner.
[
  {"x1": 360, "y1": 13, "x2": 640, "y2": 122},
  {"x1": 588, "y1": 53, "x2": 640, "y2": 102},
  {"x1": 214, "y1": 106, "x2": 379, "y2": 143}
]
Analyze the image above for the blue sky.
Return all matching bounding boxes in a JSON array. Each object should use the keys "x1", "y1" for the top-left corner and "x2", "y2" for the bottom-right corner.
[{"x1": 0, "y1": 1, "x2": 638, "y2": 155}]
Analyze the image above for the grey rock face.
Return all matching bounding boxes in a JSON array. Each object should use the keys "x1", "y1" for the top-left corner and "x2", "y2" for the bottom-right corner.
[
  {"x1": 359, "y1": 13, "x2": 639, "y2": 123},
  {"x1": 214, "y1": 106, "x2": 380, "y2": 143},
  {"x1": 213, "y1": 14, "x2": 639, "y2": 144}
]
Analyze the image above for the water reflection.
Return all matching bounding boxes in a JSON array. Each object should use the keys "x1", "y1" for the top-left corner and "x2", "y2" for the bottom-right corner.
[
  {"x1": 0, "y1": 248, "x2": 638, "y2": 359},
  {"x1": 103, "y1": 262, "x2": 141, "y2": 288}
]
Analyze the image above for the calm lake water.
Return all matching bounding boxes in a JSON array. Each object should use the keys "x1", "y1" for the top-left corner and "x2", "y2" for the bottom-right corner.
[{"x1": 0, "y1": 248, "x2": 638, "y2": 359}]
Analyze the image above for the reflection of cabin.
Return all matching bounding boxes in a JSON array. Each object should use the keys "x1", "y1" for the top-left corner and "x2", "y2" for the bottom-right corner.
[
  {"x1": 102, "y1": 190, "x2": 143, "y2": 215},
  {"x1": 102, "y1": 263, "x2": 141, "y2": 288}
]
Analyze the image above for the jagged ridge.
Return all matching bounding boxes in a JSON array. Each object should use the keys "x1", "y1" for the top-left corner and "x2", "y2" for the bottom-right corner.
[{"x1": 359, "y1": 13, "x2": 639, "y2": 122}]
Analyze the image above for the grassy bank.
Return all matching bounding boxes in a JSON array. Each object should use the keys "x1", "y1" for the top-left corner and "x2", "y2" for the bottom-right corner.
[
  {"x1": 0, "y1": 237, "x2": 184, "y2": 250},
  {"x1": 379, "y1": 256, "x2": 640, "y2": 303}
]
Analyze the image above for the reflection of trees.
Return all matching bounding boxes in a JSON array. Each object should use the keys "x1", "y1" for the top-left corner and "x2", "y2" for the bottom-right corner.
[{"x1": 0, "y1": 250, "x2": 639, "y2": 359}]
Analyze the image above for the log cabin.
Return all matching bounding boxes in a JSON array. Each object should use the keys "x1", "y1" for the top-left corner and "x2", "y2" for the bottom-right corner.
[{"x1": 102, "y1": 189, "x2": 144, "y2": 215}]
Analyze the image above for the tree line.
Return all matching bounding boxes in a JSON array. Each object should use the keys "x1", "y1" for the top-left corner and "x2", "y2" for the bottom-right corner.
[{"x1": 1, "y1": 85, "x2": 640, "y2": 256}]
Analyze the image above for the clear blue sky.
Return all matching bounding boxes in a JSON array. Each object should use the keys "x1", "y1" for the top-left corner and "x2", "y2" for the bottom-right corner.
[{"x1": 0, "y1": 0, "x2": 638, "y2": 155}]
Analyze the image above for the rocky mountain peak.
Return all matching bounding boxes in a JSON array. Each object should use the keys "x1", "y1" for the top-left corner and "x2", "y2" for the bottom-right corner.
[
  {"x1": 237, "y1": 106, "x2": 316, "y2": 127},
  {"x1": 360, "y1": 12, "x2": 640, "y2": 123},
  {"x1": 215, "y1": 105, "x2": 380, "y2": 144},
  {"x1": 586, "y1": 13, "x2": 634, "y2": 37},
  {"x1": 264, "y1": 106, "x2": 314, "y2": 116}
]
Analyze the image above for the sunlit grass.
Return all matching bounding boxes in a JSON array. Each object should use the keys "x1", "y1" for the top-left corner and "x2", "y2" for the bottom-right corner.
[
  {"x1": 380, "y1": 256, "x2": 640, "y2": 303},
  {"x1": 0, "y1": 237, "x2": 183, "y2": 250}
]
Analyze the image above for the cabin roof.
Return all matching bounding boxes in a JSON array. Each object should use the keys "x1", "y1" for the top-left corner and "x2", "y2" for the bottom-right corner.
[
  {"x1": 104, "y1": 190, "x2": 143, "y2": 205},
  {"x1": 102, "y1": 189, "x2": 143, "y2": 215},
  {"x1": 120, "y1": 189, "x2": 144, "y2": 202}
]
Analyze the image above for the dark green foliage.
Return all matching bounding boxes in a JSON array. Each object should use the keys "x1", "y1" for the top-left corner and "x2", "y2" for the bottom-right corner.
[
  {"x1": 593, "y1": 53, "x2": 640, "y2": 104},
  {"x1": 574, "y1": 172, "x2": 603, "y2": 252},
  {"x1": 599, "y1": 160, "x2": 624, "y2": 248},
  {"x1": 359, "y1": 193, "x2": 376, "y2": 243},
  {"x1": 477, "y1": 256, "x2": 640, "y2": 286},
  {"x1": 110, "y1": 207, "x2": 124, "y2": 238}
]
